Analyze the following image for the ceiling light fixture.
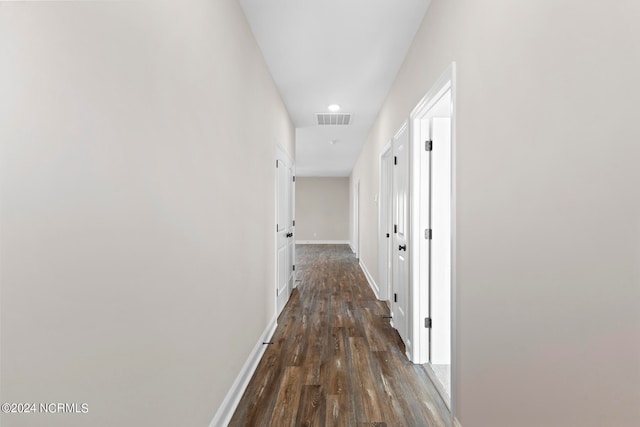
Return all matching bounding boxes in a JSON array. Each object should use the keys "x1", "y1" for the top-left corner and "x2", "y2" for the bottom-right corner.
[
  {"x1": 328, "y1": 104, "x2": 341, "y2": 112},
  {"x1": 329, "y1": 139, "x2": 338, "y2": 145}
]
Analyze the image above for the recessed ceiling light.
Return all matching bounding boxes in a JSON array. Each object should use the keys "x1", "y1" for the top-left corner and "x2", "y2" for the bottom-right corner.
[
  {"x1": 328, "y1": 104, "x2": 341, "y2": 112},
  {"x1": 329, "y1": 139, "x2": 338, "y2": 145}
]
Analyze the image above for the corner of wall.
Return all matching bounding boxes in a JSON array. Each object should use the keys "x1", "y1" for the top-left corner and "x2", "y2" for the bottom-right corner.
[{"x1": 358, "y1": 258, "x2": 379, "y2": 299}]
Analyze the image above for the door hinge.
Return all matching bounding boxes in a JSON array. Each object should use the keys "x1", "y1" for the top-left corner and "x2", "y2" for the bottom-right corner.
[
  {"x1": 386, "y1": 233, "x2": 390, "y2": 238},
  {"x1": 293, "y1": 220, "x2": 295, "y2": 226},
  {"x1": 293, "y1": 176, "x2": 296, "y2": 182},
  {"x1": 394, "y1": 224, "x2": 398, "y2": 234},
  {"x1": 425, "y1": 140, "x2": 433, "y2": 151},
  {"x1": 277, "y1": 224, "x2": 279, "y2": 232},
  {"x1": 425, "y1": 229, "x2": 432, "y2": 239},
  {"x1": 293, "y1": 265, "x2": 296, "y2": 271},
  {"x1": 394, "y1": 293, "x2": 398, "y2": 303},
  {"x1": 276, "y1": 160, "x2": 279, "y2": 168},
  {"x1": 394, "y1": 156, "x2": 397, "y2": 165},
  {"x1": 425, "y1": 317, "x2": 432, "y2": 328}
]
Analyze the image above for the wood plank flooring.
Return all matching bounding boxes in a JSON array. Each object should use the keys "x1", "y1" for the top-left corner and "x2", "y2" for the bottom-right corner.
[{"x1": 229, "y1": 244, "x2": 450, "y2": 427}]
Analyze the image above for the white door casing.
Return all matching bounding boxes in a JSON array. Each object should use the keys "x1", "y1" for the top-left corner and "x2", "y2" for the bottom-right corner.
[{"x1": 392, "y1": 122, "x2": 410, "y2": 354}]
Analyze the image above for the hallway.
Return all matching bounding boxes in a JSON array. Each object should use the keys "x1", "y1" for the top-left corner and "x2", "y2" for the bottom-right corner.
[{"x1": 229, "y1": 245, "x2": 449, "y2": 426}]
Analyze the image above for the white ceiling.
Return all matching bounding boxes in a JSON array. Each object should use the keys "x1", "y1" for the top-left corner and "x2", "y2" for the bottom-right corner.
[{"x1": 239, "y1": 0, "x2": 431, "y2": 177}]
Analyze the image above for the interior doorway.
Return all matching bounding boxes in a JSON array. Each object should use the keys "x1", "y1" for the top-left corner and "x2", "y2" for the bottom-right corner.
[{"x1": 410, "y1": 64, "x2": 456, "y2": 409}]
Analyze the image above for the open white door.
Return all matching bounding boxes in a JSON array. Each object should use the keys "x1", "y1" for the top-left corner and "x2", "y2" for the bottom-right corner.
[
  {"x1": 392, "y1": 123, "x2": 410, "y2": 353},
  {"x1": 276, "y1": 148, "x2": 294, "y2": 317}
]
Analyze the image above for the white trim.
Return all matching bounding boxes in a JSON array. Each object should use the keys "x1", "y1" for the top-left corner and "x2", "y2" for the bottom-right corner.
[
  {"x1": 359, "y1": 259, "x2": 379, "y2": 299},
  {"x1": 295, "y1": 240, "x2": 350, "y2": 245},
  {"x1": 449, "y1": 63, "x2": 458, "y2": 427},
  {"x1": 380, "y1": 140, "x2": 392, "y2": 154},
  {"x1": 349, "y1": 242, "x2": 355, "y2": 253},
  {"x1": 209, "y1": 317, "x2": 277, "y2": 427},
  {"x1": 454, "y1": 417, "x2": 462, "y2": 427}
]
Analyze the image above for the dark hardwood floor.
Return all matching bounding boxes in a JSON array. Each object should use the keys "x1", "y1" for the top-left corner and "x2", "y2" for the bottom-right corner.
[{"x1": 228, "y1": 244, "x2": 450, "y2": 427}]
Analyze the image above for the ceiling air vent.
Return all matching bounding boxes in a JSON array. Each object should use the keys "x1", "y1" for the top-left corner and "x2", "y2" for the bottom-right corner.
[{"x1": 316, "y1": 113, "x2": 353, "y2": 126}]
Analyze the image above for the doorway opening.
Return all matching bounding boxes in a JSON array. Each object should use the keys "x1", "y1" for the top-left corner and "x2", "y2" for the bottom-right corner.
[{"x1": 410, "y1": 64, "x2": 456, "y2": 410}]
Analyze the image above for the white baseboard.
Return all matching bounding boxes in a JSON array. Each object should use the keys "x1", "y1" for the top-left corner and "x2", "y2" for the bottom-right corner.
[
  {"x1": 359, "y1": 259, "x2": 379, "y2": 299},
  {"x1": 295, "y1": 240, "x2": 350, "y2": 245},
  {"x1": 454, "y1": 416, "x2": 462, "y2": 427},
  {"x1": 349, "y1": 242, "x2": 355, "y2": 253},
  {"x1": 209, "y1": 317, "x2": 277, "y2": 427}
]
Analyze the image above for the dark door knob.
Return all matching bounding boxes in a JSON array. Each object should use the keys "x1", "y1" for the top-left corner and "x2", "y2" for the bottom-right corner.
[{"x1": 398, "y1": 244, "x2": 406, "y2": 251}]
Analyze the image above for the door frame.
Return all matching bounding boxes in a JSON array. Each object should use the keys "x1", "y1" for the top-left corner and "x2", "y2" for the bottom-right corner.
[
  {"x1": 353, "y1": 180, "x2": 360, "y2": 258},
  {"x1": 274, "y1": 144, "x2": 295, "y2": 320},
  {"x1": 409, "y1": 63, "x2": 457, "y2": 413},
  {"x1": 378, "y1": 142, "x2": 393, "y2": 302}
]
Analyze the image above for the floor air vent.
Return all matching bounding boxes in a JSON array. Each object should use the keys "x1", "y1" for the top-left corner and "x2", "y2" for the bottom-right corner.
[{"x1": 316, "y1": 113, "x2": 352, "y2": 125}]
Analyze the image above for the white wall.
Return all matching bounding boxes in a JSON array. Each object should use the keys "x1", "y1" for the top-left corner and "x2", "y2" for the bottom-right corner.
[
  {"x1": 350, "y1": 0, "x2": 640, "y2": 425},
  {"x1": 0, "y1": 2, "x2": 294, "y2": 426},
  {"x1": 295, "y1": 177, "x2": 349, "y2": 241}
]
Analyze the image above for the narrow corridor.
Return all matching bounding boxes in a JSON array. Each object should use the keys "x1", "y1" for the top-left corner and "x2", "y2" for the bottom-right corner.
[{"x1": 229, "y1": 244, "x2": 449, "y2": 426}]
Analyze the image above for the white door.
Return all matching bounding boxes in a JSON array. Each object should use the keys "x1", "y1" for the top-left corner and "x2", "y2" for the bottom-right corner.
[
  {"x1": 354, "y1": 181, "x2": 360, "y2": 258},
  {"x1": 286, "y1": 167, "x2": 295, "y2": 293},
  {"x1": 379, "y1": 146, "x2": 393, "y2": 301},
  {"x1": 276, "y1": 153, "x2": 294, "y2": 317},
  {"x1": 392, "y1": 124, "x2": 410, "y2": 349}
]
